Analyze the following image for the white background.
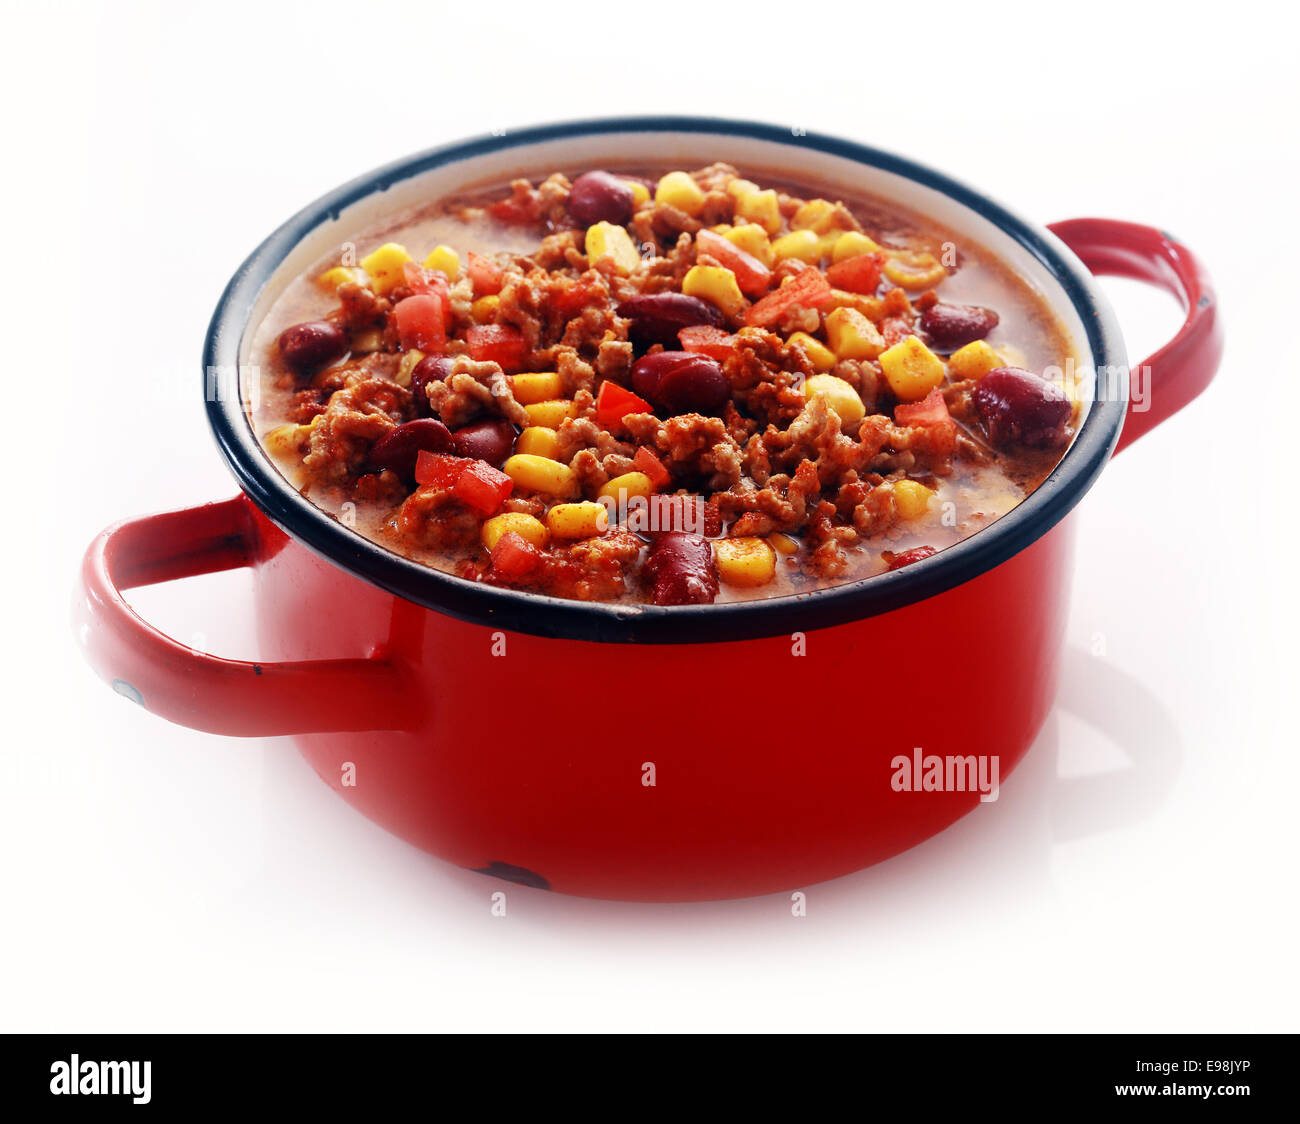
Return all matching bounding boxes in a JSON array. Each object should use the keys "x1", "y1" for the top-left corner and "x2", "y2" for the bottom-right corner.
[{"x1": 2, "y1": 0, "x2": 1296, "y2": 1032}]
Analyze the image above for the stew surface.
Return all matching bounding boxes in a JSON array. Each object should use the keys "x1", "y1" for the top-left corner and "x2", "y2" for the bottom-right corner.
[{"x1": 251, "y1": 163, "x2": 1081, "y2": 605}]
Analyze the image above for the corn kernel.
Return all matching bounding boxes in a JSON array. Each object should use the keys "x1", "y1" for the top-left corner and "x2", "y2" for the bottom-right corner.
[
  {"x1": 824, "y1": 306, "x2": 885, "y2": 360},
  {"x1": 523, "y1": 399, "x2": 577, "y2": 428},
  {"x1": 894, "y1": 479, "x2": 933, "y2": 520},
  {"x1": 360, "y1": 242, "x2": 412, "y2": 295},
  {"x1": 948, "y1": 339, "x2": 1002, "y2": 381},
  {"x1": 351, "y1": 328, "x2": 383, "y2": 353},
  {"x1": 585, "y1": 221, "x2": 642, "y2": 276},
  {"x1": 816, "y1": 231, "x2": 845, "y2": 261},
  {"x1": 879, "y1": 336, "x2": 946, "y2": 401},
  {"x1": 787, "y1": 332, "x2": 837, "y2": 372},
  {"x1": 771, "y1": 229, "x2": 823, "y2": 264},
  {"x1": 502, "y1": 454, "x2": 580, "y2": 499},
  {"x1": 715, "y1": 537, "x2": 777, "y2": 587},
  {"x1": 264, "y1": 422, "x2": 312, "y2": 458},
  {"x1": 826, "y1": 289, "x2": 886, "y2": 320},
  {"x1": 831, "y1": 231, "x2": 882, "y2": 263},
  {"x1": 682, "y1": 265, "x2": 746, "y2": 317},
  {"x1": 883, "y1": 250, "x2": 948, "y2": 290},
  {"x1": 726, "y1": 178, "x2": 760, "y2": 198},
  {"x1": 423, "y1": 244, "x2": 461, "y2": 280},
  {"x1": 802, "y1": 374, "x2": 866, "y2": 427},
  {"x1": 510, "y1": 371, "x2": 564, "y2": 404},
  {"x1": 546, "y1": 501, "x2": 609, "y2": 540},
  {"x1": 723, "y1": 223, "x2": 774, "y2": 266},
  {"x1": 470, "y1": 294, "x2": 500, "y2": 321},
  {"x1": 791, "y1": 198, "x2": 839, "y2": 233},
  {"x1": 317, "y1": 266, "x2": 366, "y2": 289},
  {"x1": 622, "y1": 178, "x2": 651, "y2": 206},
  {"x1": 516, "y1": 426, "x2": 561, "y2": 459},
  {"x1": 598, "y1": 471, "x2": 654, "y2": 504},
  {"x1": 769, "y1": 532, "x2": 799, "y2": 555},
  {"x1": 732, "y1": 187, "x2": 782, "y2": 236},
  {"x1": 481, "y1": 512, "x2": 549, "y2": 551},
  {"x1": 395, "y1": 349, "x2": 424, "y2": 388},
  {"x1": 655, "y1": 171, "x2": 706, "y2": 216}
]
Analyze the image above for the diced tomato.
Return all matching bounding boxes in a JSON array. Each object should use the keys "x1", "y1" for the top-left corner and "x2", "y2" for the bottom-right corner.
[
  {"x1": 394, "y1": 294, "x2": 447, "y2": 352},
  {"x1": 826, "y1": 251, "x2": 887, "y2": 295},
  {"x1": 491, "y1": 531, "x2": 543, "y2": 577},
  {"x1": 595, "y1": 381, "x2": 654, "y2": 429},
  {"x1": 744, "y1": 267, "x2": 833, "y2": 328},
  {"x1": 467, "y1": 251, "x2": 505, "y2": 297},
  {"x1": 550, "y1": 272, "x2": 606, "y2": 317},
  {"x1": 881, "y1": 316, "x2": 914, "y2": 347},
  {"x1": 695, "y1": 229, "x2": 772, "y2": 297},
  {"x1": 633, "y1": 446, "x2": 671, "y2": 491},
  {"x1": 466, "y1": 324, "x2": 527, "y2": 371},
  {"x1": 894, "y1": 388, "x2": 950, "y2": 428},
  {"x1": 489, "y1": 185, "x2": 541, "y2": 225},
  {"x1": 414, "y1": 451, "x2": 471, "y2": 488},
  {"x1": 886, "y1": 545, "x2": 937, "y2": 571},
  {"x1": 678, "y1": 324, "x2": 738, "y2": 361},
  {"x1": 452, "y1": 459, "x2": 513, "y2": 516},
  {"x1": 402, "y1": 262, "x2": 452, "y2": 327}
]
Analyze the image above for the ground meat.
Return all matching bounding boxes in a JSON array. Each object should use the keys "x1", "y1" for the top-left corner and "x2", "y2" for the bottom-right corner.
[
  {"x1": 335, "y1": 282, "x2": 388, "y2": 331},
  {"x1": 424, "y1": 356, "x2": 529, "y2": 428},
  {"x1": 393, "y1": 483, "x2": 481, "y2": 549},
  {"x1": 622, "y1": 413, "x2": 743, "y2": 491},
  {"x1": 553, "y1": 416, "x2": 635, "y2": 463},
  {"x1": 595, "y1": 337, "x2": 634, "y2": 384},
  {"x1": 303, "y1": 370, "x2": 410, "y2": 482}
]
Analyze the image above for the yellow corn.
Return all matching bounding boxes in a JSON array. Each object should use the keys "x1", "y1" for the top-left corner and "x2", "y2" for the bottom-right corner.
[
  {"x1": 502, "y1": 454, "x2": 580, "y2": 499},
  {"x1": 723, "y1": 223, "x2": 774, "y2": 266},
  {"x1": 732, "y1": 186, "x2": 782, "y2": 236},
  {"x1": 948, "y1": 339, "x2": 1003, "y2": 381},
  {"x1": 893, "y1": 479, "x2": 933, "y2": 520},
  {"x1": 791, "y1": 198, "x2": 840, "y2": 233},
  {"x1": 470, "y1": 294, "x2": 500, "y2": 321},
  {"x1": 547, "y1": 501, "x2": 609, "y2": 540},
  {"x1": 803, "y1": 374, "x2": 866, "y2": 427},
  {"x1": 351, "y1": 328, "x2": 383, "y2": 353},
  {"x1": 883, "y1": 250, "x2": 947, "y2": 290},
  {"x1": 715, "y1": 537, "x2": 777, "y2": 587},
  {"x1": 826, "y1": 289, "x2": 886, "y2": 320},
  {"x1": 360, "y1": 242, "x2": 412, "y2": 295},
  {"x1": 510, "y1": 371, "x2": 564, "y2": 404},
  {"x1": 879, "y1": 336, "x2": 946, "y2": 401},
  {"x1": 598, "y1": 471, "x2": 654, "y2": 503},
  {"x1": 769, "y1": 532, "x2": 799, "y2": 555},
  {"x1": 423, "y1": 244, "x2": 461, "y2": 280},
  {"x1": 622, "y1": 178, "x2": 651, "y2": 206},
  {"x1": 831, "y1": 231, "x2": 882, "y2": 263},
  {"x1": 395, "y1": 349, "x2": 424, "y2": 388},
  {"x1": 655, "y1": 170, "x2": 706, "y2": 216},
  {"x1": 682, "y1": 265, "x2": 746, "y2": 317},
  {"x1": 317, "y1": 266, "x2": 366, "y2": 289},
  {"x1": 787, "y1": 332, "x2": 837, "y2": 372},
  {"x1": 523, "y1": 399, "x2": 577, "y2": 428},
  {"x1": 516, "y1": 426, "x2": 561, "y2": 459},
  {"x1": 771, "y1": 228, "x2": 823, "y2": 264},
  {"x1": 824, "y1": 306, "x2": 885, "y2": 360},
  {"x1": 481, "y1": 512, "x2": 549, "y2": 551},
  {"x1": 585, "y1": 221, "x2": 642, "y2": 276},
  {"x1": 264, "y1": 422, "x2": 313, "y2": 458}
]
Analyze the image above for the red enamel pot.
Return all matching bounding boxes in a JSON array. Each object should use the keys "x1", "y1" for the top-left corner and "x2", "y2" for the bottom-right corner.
[{"x1": 74, "y1": 119, "x2": 1222, "y2": 901}]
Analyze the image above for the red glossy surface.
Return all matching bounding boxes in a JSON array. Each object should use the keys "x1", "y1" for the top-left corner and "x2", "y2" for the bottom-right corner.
[{"x1": 73, "y1": 215, "x2": 1224, "y2": 900}]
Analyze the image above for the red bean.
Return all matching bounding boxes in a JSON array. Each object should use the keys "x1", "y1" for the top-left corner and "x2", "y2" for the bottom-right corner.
[
  {"x1": 617, "y1": 293, "x2": 724, "y2": 349},
  {"x1": 568, "y1": 171, "x2": 635, "y2": 227},
  {"x1": 411, "y1": 355, "x2": 453, "y2": 417},
  {"x1": 451, "y1": 418, "x2": 517, "y2": 466},
  {"x1": 971, "y1": 367, "x2": 1072, "y2": 449},
  {"x1": 643, "y1": 532, "x2": 719, "y2": 606},
  {"x1": 631, "y1": 351, "x2": 729, "y2": 416},
  {"x1": 919, "y1": 302, "x2": 1000, "y2": 351},
  {"x1": 368, "y1": 419, "x2": 453, "y2": 481},
  {"x1": 278, "y1": 320, "x2": 347, "y2": 374}
]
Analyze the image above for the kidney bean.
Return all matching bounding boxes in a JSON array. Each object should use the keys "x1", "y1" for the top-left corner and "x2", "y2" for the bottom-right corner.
[
  {"x1": 971, "y1": 367, "x2": 1072, "y2": 449},
  {"x1": 278, "y1": 320, "x2": 348, "y2": 374},
  {"x1": 368, "y1": 419, "x2": 454, "y2": 481},
  {"x1": 643, "y1": 532, "x2": 719, "y2": 606},
  {"x1": 617, "y1": 293, "x2": 724, "y2": 349},
  {"x1": 451, "y1": 417, "x2": 517, "y2": 466},
  {"x1": 567, "y1": 171, "x2": 636, "y2": 227},
  {"x1": 630, "y1": 351, "x2": 728, "y2": 416},
  {"x1": 410, "y1": 355, "x2": 453, "y2": 417},
  {"x1": 919, "y1": 302, "x2": 1000, "y2": 351}
]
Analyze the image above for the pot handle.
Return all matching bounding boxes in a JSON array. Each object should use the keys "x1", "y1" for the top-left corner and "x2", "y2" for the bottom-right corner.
[
  {"x1": 75, "y1": 495, "x2": 416, "y2": 736},
  {"x1": 1048, "y1": 218, "x2": 1223, "y2": 454}
]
